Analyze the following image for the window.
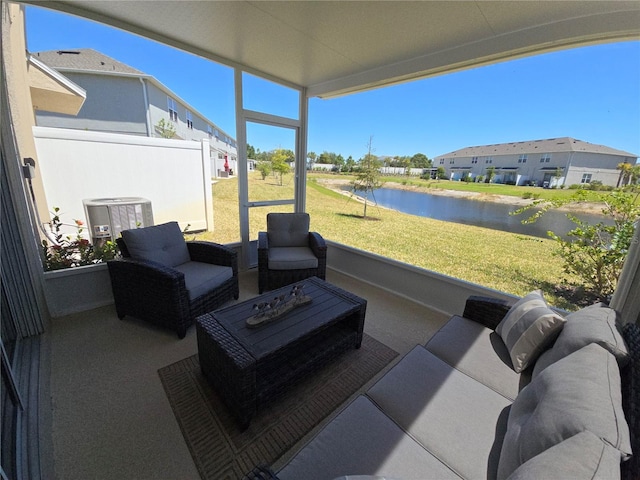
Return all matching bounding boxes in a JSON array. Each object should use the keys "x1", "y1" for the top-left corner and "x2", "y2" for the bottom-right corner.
[
  {"x1": 207, "y1": 125, "x2": 213, "y2": 137},
  {"x1": 439, "y1": 159, "x2": 444, "y2": 165},
  {"x1": 449, "y1": 159, "x2": 454, "y2": 164},
  {"x1": 218, "y1": 152, "x2": 225, "y2": 159},
  {"x1": 541, "y1": 153, "x2": 551, "y2": 163},
  {"x1": 485, "y1": 157, "x2": 493, "y2": 164},
  {"x1": 186, "y1": 110, "x2": 193, "y2": 129},
  {"x1": 581, "y1": 173, "x2": 592, "y2": 184},
  {"x1": 167, "y1": 97, "x2": 178, "y2": 122},
  {"x1": 518, "y1": 154, "x2": 527, "y2": 164},
  {"x1": 471, "y1": 157, "x2": 478, "y2": 164}
]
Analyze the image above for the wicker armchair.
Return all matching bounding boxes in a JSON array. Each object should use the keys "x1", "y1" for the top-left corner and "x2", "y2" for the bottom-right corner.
[
  {"x1": 258, "y1": 213, "x2": 327, "y2": 293},
  {"x1": 107, "y1": 221, "x2": 239, "y2": 338}
]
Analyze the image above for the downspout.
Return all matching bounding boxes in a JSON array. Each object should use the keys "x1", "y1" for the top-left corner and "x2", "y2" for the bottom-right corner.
[
  {"x1": 564, "y1": 151, "x2": 573, "y2": 187},
  {"x1": 140, "y1": 77, "x2": 152, "y2": 136}
]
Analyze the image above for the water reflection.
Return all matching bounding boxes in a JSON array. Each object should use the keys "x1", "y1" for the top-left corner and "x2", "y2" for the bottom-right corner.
[{"x1": 341, "y1": 187, "x2": 609, "y2": 239}]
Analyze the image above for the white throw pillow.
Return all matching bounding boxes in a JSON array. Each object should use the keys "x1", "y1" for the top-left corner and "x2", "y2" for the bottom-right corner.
[{"x1": 496, "y1": 290, "x2": 565, "y2": 373}]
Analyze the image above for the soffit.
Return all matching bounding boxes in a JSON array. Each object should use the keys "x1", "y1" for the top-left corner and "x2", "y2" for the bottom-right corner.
[
  {"x1": 27, "y1": 56, "x2": 86, "y2": 115},
  {"x1": 21, "y1": 1, "x2": 640, "y2": 98}
]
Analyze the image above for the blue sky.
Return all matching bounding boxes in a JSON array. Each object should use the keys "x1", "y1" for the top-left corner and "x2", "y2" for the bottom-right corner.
[{"x1": 26, "y1": 5, "x2": 640, "y2": 161}]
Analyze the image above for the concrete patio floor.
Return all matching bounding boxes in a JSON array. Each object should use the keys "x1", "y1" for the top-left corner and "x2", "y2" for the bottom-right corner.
[{"x1": 44, "y1": 268, "x2": 450, "y2": 480}]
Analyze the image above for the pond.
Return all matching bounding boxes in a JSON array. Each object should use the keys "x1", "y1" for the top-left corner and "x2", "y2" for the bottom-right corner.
[{"x1": 341, "y1": 186, "x2": 609, "y2": 239}]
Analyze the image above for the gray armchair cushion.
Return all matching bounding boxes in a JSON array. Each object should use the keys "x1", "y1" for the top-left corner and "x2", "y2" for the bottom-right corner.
[
  {"x1": 497, "y1": 344, "x2": 632, "y2": 480},
  {"x1": 173, "y1": 261, "x2": 233, "y2": 300},
  {"x1": 268, "y1": 246, "x2": 318, "y2": 270},
  {"x1": 506, "y1": 431, "x2": 623, "y2": 480},
  {"x1": 121, "y1": 221, "x2": 190, "y2": 267},
  {"x1": 495, "y1": 290, "x2": 566, "y2": 373},
  {"x1": 267, "y1": 213, "x2": 310, "y2": 247},
  {"x1": 533, "y1": 302, "x2": 630, "y2": 377}
]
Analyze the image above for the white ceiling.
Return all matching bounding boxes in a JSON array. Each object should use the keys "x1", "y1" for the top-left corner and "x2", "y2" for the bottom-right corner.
[{"x1": 24, "y1": 1, "x2": 640, "y2": 98}]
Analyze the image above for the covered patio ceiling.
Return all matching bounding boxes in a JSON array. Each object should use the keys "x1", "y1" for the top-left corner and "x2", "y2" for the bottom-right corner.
[{"x1": 22, "y1": 1, "x2": 640, "y2": 98}]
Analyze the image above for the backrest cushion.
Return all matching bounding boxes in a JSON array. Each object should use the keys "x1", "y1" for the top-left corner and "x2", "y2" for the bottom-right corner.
[
  {"x1": 505, "y1": 431, "x2": 622, "y2": 480},
  {"x1": 495, "y1": 290, "x2": 566, "y2": 373},
  {"x1": 532, "y1": 302, "x2": 630, "y2": 378},
  {"x1": 121, "y1": 221, "x2": 190, "y2": 267},
  {"x1": 267, "y1": 213, "x2": 310, "y2": 247},
  {"x1": 497, "y1": 344, "x2": 632, "y2": 480}
]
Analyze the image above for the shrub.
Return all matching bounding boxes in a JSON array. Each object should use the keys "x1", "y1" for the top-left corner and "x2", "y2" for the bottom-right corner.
[
  {"x1": 514, "y1": 190, "x2": 640, "y2": 300},
  {"x1": 42, "y1": 207, "x2": 119, "y2": 271}
]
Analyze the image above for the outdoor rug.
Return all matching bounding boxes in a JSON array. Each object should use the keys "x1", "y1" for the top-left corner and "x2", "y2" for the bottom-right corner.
[{"x1": 158, "y1": 334, "x2": 398, "y2": 480}]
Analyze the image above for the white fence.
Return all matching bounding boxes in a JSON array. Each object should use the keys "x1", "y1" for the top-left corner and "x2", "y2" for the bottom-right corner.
[{"x1": 32, "y1": 126, "x2": 213, "y2": 236}]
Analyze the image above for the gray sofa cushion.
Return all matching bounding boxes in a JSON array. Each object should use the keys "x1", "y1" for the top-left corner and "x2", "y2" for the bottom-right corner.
[
  {"x1": 506, "y1": 431, "x2": 622, "y2": 480},
  {"x1": 277, "y1": 396, "x2": 460, "y2": 480},
  {"x1": 172, "y1": 261, "x2": 233, "y2": 300},
  {"x1": 267, "y1": 213, "x2": 310, "y2": 247},
  {"x1": 425, "y1": 315, "x2": 525, "y2": 400},
  {"x1": 495, "y1": 290, "x2": 565, "y2": 373},
  {"x1": 497, "y1": 344, "x2": 632, "y2": 480},
  {"x1": 533, "y1": 302, "x2": 630, "y2": 377},
  {"x1": 367, "y1": 345, "x2": 511, "y2": 480},
  {"x1": 121, "y1": 221, "x2": 190, "y2": 267},
  {"x1": 268, "y1": 246, "x2": 318, "y2": 270}
]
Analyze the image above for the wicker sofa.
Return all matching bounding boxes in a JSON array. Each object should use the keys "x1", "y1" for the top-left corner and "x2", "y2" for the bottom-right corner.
[{"x1": 274, "y1": 292, "x2": 639, "y2": 480}]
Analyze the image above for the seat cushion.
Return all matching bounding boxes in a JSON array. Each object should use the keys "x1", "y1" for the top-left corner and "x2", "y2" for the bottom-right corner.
[
  {"x1": 426, "y1": 315, "x2": 525, "y2": 400},
  {"x1": 268, "y1": 246, "x2": 318, "y2": 270},
  {"x1": 505, "y1": 431, "x2": 622, "y2": 480},
  {"x1": 173, "y1": 261, "x2": 233, "y2": 301},
  {"x1": 267, "y1": 213, "x2": 310, "y2": 247},
  {"x1": 121, "y1": 221, "x2": 190, "y2": 267},
  {"x1": 495, "y1": 290, "x2": 565, "y2": 373},
  {"x1": 532, "y1": 302, "x2": 630, "y2": 378},
  {"x1": 277, "y1": 396, "x2": 459, "y2": 480},
  {"x1": 367, "y1": 345, "x2": 511, "y2": 480},
  {"x1": 497, "y1": 343, "x2": 632, "y2": 480}
]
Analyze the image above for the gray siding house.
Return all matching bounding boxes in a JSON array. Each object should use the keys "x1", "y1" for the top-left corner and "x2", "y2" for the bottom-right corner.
[
  {"x1": 434, "y1": 137, "x2": 637, "y2": 187},
  {"x1": 32, "y1": 49, "x2": 237, "y2": 174}
]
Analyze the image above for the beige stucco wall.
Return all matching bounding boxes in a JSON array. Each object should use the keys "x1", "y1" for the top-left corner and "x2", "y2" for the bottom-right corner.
[{"x1": 2, "y1": 2, "x2": 50, "y2": 229}]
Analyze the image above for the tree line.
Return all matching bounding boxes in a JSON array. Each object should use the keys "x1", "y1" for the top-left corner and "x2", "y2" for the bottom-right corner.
[{"x1": 247, "y1": 144, "x2": 432, "y2": 174}]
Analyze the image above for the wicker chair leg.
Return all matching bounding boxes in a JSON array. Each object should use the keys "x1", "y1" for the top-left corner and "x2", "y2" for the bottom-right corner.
[{"x1": 177, "y1": 326, "x2": 187, "y2": 339}]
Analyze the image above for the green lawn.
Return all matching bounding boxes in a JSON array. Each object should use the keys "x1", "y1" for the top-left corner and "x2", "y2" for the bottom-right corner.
[{"x1": 198, "y1": 172, "x2": 583, "y2": 310}]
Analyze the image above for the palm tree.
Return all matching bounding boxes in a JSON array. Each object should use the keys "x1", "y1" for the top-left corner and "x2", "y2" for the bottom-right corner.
[{"x1": 617, "y1": 162, "x2": 632, "y2": 187}]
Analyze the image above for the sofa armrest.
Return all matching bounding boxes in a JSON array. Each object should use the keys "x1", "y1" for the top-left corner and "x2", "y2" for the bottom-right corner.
[
  {"x1": 187, "y1": 241, "x2": 238, "y2": 273},
  {"x1": 107, "y1": 257, "x2": 189, "y2": 323},
  {"x1": 463, "y1": 295, "x2": 514, "y2": 330},
  {"x1": 308, "y1": 232, "x2": 327, "y2": 258},
  {"x1": 258, "y1": 231, "x2": 269, "y2": 264}
]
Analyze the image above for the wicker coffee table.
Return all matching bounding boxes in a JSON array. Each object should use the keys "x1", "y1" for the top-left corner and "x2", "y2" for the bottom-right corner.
[{"x1": 196, "y1": 276, "x2": 367, "y2": 428}]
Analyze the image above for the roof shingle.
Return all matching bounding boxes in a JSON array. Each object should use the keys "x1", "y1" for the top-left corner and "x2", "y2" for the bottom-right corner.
[
  {"x1": 436, "y1": 137, "x2": 637, "y2": 159},
  {"x1": 33, "y1": 49, "x2": 143, "y2": 75}
]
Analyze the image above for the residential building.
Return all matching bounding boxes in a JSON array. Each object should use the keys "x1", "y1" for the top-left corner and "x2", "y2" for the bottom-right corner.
[
  {"x1": 434, "y1": 137, "x2": 638, "y2": 187},
  {"x1": 32, "y1": 48, "x2": 237, "y2": 176}
]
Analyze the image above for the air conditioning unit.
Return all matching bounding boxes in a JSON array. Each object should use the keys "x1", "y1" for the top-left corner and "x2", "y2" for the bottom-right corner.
[{"x1": 83, "y1": 197, "x2": 153, "y2": 244}]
